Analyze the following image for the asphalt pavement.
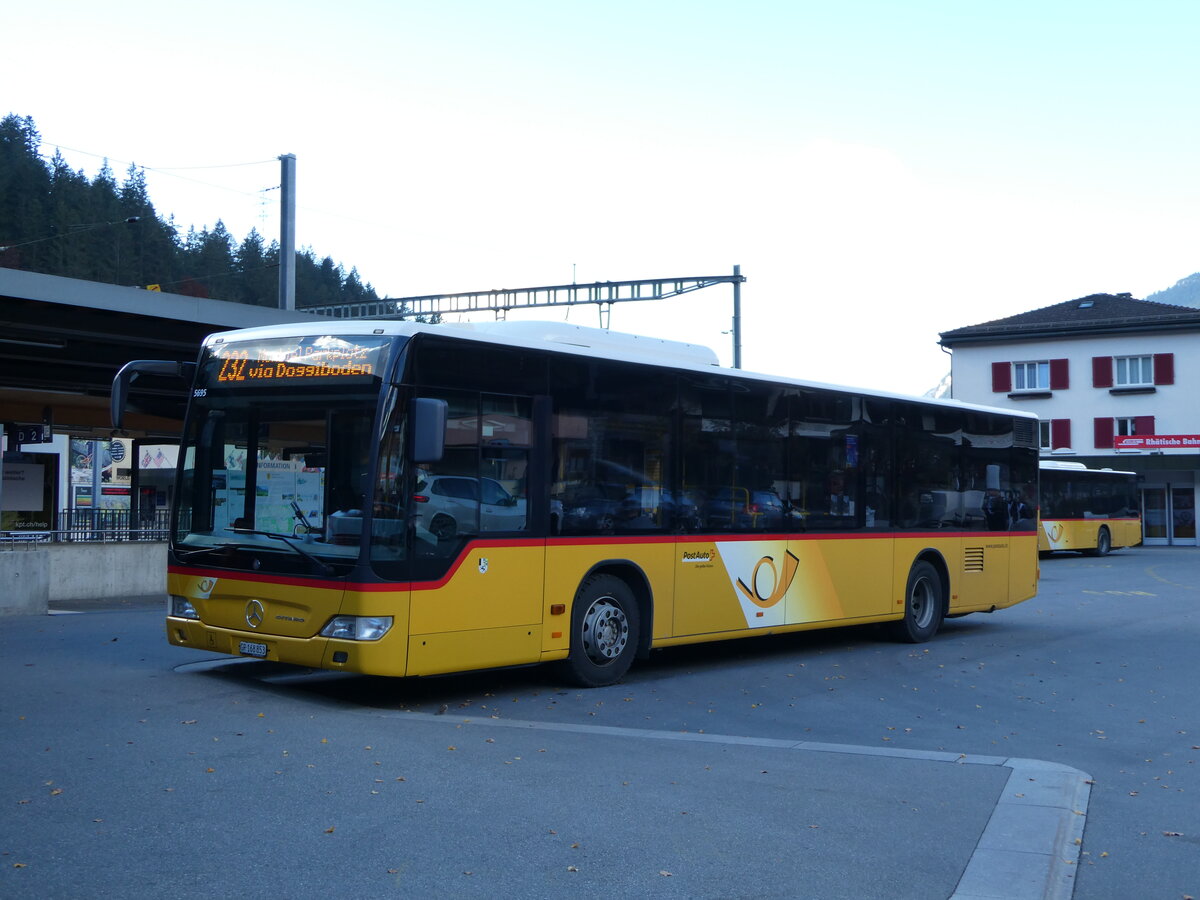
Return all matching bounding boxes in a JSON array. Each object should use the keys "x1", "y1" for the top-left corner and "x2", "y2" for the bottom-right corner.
[{"x1": 0, "y1": 589, "x2": 1101, "y2": 899}]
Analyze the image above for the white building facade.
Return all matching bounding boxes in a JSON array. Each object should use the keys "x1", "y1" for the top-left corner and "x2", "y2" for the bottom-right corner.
[{"x1": 940, "y1": 293, "x2": 1199, "y2": 546}]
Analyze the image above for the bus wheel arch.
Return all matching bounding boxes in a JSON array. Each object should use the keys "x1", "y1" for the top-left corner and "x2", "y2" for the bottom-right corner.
[
  {"x1": 561, "y1": 562, "x2": 651, "y2": 687},
  {"x1": 1087, "y1": 526, "x2": 1112, "y2": 556},
  {"x1": 889, "y1": 552, "x2": 948, "y2": 643}
]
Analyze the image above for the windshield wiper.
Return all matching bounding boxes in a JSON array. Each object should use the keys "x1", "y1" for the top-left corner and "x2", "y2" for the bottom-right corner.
[
  {"x1": 226, "y1": 527, "x2": 336, "y2": 576},
  {"x1": 290, "y1": 500, "x2": 313, "y2": 531},
  {"x1": 176, "y1": 543, "x2": 243, "y2": 560}
]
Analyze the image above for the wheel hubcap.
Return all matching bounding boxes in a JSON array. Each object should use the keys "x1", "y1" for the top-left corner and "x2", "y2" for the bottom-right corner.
[
  {"x1": 910, "y1": 577, "x2": 935, "y2": 629},
  {"x1": 581, "y1": 596, "x2": 628, "y2": 664}
]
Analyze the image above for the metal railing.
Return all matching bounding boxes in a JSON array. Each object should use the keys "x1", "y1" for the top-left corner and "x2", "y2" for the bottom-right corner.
[{"x1": 0, "y1": 508, "x2": 171, "y2": 546}]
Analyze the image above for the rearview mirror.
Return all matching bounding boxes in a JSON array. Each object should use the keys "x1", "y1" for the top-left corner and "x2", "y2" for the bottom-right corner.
[{"x1": 409, "y1": 397, "x2": 447, "y2": 463}]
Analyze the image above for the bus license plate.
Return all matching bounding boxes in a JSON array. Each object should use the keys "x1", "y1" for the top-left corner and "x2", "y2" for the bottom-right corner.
[{"x1": 239, "y1": 640, "x2": 268, "y2": 658}]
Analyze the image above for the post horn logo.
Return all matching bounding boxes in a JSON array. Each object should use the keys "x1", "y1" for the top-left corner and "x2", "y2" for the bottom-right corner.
[
  {"x1": 736, "y1": 550, "x2": 800, "y2": 609},
  {"x1": 245, "y1": 599, "x2": 265, "y2": 629}
]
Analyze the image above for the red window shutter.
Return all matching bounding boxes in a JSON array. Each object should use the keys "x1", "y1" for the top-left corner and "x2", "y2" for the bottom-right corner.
[
  {"x1": 1049, "y1": 358, "x2": 1069, "y2": 390},
  {"x1": 1153, "y1": 353, "x2": 1174, "y2": 385},
  {"x1": 1092, "y1": 356, "x2": 1113, "y2": 388},
  {"x1": 1093, "y1": 417, "x2": 1114, "y2": 449},
  {"x1": 991, "y1": 362, "x2": 1011, "y2": 393},
  {"x1": 1051, "y1": 418, "x2": 1071, "y2": 450},
  {"x1": 1135, "y1": 415, "x2": 1155, "y2": 436}
]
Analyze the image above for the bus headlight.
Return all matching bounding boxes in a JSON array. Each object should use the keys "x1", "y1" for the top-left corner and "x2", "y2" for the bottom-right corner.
[
  {"x1": 169, "y1": 595, "x2": 200, "y2": 619},
  {"x1": 319, "y1": 615, "x2": 393, "y2": 641}
]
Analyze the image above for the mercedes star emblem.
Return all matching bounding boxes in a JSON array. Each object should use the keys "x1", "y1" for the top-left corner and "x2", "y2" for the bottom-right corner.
[{"x1": 245, "y1": 599, "x2": 265, "y2": 629}]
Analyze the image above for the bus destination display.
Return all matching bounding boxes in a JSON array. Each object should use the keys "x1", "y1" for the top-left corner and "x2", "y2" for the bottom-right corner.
[{"x1": 203, "y1": 335, "x2": 390, "y2": 388}]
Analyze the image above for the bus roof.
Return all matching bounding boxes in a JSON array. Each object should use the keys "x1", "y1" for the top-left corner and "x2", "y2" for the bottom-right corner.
[
  {"x1": 1039, "y1": 460, "x2": 1137, "y2": 476},
  {"x1": 202, "y1": 318, "x2": 1038, "y2": 421}
]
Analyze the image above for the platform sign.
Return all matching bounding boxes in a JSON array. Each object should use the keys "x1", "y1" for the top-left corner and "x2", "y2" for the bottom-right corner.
[{"x1": 5, "y1": 423, "x2": 50, "y2": 446}]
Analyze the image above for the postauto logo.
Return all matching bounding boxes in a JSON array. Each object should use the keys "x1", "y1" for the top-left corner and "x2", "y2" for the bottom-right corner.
[
  {"x1": 706, "y1": 542, "x2": 801, "y2": 629},
  {"x1": 736, "y1": 549, "x2": 800, "y2": 609}
]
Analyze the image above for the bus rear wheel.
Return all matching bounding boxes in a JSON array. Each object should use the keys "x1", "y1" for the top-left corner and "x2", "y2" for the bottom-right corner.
[
  {"x1": 562, "y1": 574, "x2": 640, "y2": 687},
  {"x1": 1088, "y1": 526, "x2": 1112, "y2": 556},
  {"x1": 889, "y1": 560, "x2": 945, "y2": 643}
]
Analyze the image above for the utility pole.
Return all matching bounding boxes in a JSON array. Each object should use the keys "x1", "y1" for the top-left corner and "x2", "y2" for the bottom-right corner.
[
  {"x1": 278, "y1": 154, "x2": 296, "y2": 310},
  {"x1": 732, "y1": 263, "x2": 742, "y2": 369}
]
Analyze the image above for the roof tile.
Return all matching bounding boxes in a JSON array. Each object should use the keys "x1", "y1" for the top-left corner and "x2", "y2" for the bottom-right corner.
[{"x1": 940, "y1": 292, "x2": 1200, "y2": 343}]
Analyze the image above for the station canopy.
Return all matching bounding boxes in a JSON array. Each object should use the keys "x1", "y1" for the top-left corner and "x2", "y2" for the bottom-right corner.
[{"x1": 0, "y1": 268, "x2": 316, "y2": 441}]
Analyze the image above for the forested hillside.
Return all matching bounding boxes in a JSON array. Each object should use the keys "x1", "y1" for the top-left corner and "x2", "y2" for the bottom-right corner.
[
  {"x1": 1145, "y1": 272, "x2": 1200, "y2": 309},
  {"x1": 0, "y1": 114, "x2": 385, "y2": 309}
]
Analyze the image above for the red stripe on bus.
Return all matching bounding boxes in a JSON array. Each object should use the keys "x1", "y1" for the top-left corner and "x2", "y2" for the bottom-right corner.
[{"x1": 170, "y1": 530, "x2": 1037, "y2": 594}]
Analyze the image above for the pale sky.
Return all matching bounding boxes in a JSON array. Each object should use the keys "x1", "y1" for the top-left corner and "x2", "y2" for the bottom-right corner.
[{"x1": 6, "y1": 0, "x2": 1198, "y2": 394}]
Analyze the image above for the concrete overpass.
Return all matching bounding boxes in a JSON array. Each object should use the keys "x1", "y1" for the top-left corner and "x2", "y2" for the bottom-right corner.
[{"x1": 0, "y1": 268, "x2": 318, "y2": 440}]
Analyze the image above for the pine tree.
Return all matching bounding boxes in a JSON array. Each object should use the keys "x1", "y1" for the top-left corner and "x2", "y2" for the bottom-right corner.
[
  {"x1": 180, "y1": 221, "x2": 237, "y2": 300},
  {"x1": 118, "y1": 163, "x2": 179, "y2": 289},
  {"x1": 47, "y1": 150, "x2": 92, "y2": 278},
  {"x1": 235, "y1": 228, "x2": 277, "y2": 306},
  {"x1": 0, "y1": 114, "x2": 52, "y2": 272},
  {"x1": 80, "y1": 160, "x2": 124, "y2": 283},
  {"x1": 1, "y1": 113, "x2": 387, "y2": 308}
]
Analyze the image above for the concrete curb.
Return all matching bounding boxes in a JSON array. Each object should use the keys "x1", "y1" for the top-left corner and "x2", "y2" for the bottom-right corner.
[{"x1": 951, "y1": 759, "x2": 1091, "y2": 900}]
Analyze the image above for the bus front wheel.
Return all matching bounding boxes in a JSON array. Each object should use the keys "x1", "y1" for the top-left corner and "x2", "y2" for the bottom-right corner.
[
  {"x1": 562, "y1": 574, "x2": 640, "y2": 688},
  {"x1": 889, "y1": 560, "x2": 945, "y2": 643}
]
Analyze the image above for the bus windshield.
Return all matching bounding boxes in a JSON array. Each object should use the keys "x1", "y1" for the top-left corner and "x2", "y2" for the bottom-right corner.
[{"x1": 175, "y1": 333, "x2": 395, "y2": 576}]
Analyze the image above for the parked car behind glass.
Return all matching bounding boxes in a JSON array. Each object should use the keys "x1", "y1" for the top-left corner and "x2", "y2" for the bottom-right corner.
[{"x1": 413, "y1": 475, "x2": 525, "y2": 539}]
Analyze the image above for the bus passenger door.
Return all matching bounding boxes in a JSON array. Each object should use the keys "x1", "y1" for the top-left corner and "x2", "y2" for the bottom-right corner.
[{"x1": 405, "y1": 391, "x2": 546, "y2": 675}]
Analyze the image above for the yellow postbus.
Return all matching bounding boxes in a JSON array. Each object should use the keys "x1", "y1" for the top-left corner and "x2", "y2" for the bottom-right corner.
[
  {"x1": 1038, "y1": 460, "x2": 1141, "y2": 556},
  {"x1": 113, "y1": 321, "x2": 1041, "y2": 687}
]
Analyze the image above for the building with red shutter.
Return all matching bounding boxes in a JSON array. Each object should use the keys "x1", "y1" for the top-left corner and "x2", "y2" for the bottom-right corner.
[{"x1": 939, "y1": 293, "x2": 1199, "y2": 546}]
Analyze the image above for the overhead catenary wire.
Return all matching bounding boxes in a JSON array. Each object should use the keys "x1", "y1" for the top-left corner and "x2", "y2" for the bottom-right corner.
[
  {"x1": 39, "y1": 140, "x2": 279, "y2": 205},
  {"x1": 30, "y1": 137, "x2": 531, "y2": 278},
  {"x1": 37, "y1": 138, "x2": 480, "y2": 248}
]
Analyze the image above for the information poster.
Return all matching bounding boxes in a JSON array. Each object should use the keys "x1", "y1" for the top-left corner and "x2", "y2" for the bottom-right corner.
[
  {"x1": 213, "y1": 457, "x2": 324, "y2": 536},
  {"x1": 2, "y1": 464, "x2": 44, "y2": 511},
  {"x1": 1, "y1": 457, "x2": 56, "y2": 531}
]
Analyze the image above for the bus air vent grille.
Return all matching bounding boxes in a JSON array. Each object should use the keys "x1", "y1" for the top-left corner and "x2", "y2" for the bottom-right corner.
[
  {"x1": 1013, "y1": 418, "x2": 1038, "y2": 448},
  {"x1": 964, "y1": 547, "x2": 985, "y2": 572}
]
